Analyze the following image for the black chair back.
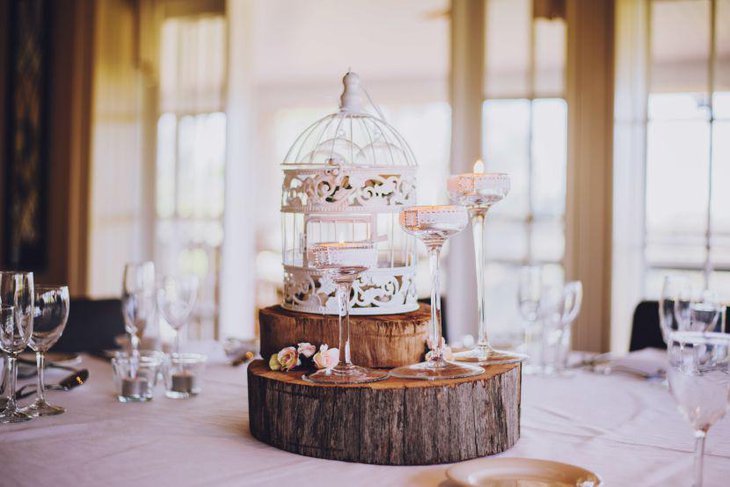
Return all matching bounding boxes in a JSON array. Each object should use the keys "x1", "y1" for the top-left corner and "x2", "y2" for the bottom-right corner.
[
  {"x1": 54, "y1": 298, "x2": 125, "y2": 353},
  {"x1": 629, "y1": 300, "x2": 664, "y2": 351},
  {"x1": 630, "y1": 300, "x2": 729, "y2": 351}
]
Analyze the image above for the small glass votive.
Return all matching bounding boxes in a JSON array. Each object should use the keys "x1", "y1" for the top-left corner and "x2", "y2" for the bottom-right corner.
[
  {"x1": 112, "y1": 351, "x2": 164, "y2": 403},
  {"x1": 163, "y1": 353, "x2": 206, "y2": 399}
]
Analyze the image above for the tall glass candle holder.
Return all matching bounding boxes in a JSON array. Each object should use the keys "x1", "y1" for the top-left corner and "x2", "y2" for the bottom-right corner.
[
  {"x1": 390, "y1": 206, "x2": 484, "y2": 380},
  {"x1": 447, "y1": 162, "x2": 526, "y2": 365},
  {"x1": 303, "y1": 242, "x2": 389, "y2": 384}
]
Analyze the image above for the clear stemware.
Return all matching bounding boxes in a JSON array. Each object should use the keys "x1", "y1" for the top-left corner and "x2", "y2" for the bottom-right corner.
[
  {"x1": 447, "y1": 171, "x2": 526, "y2": 365},
  {"x1": 554, "y1": 281, "x2": 583, "y2": 373},
  {"x1": 667, "y1": 331, "x2": 730, "y2": 487},
  {"x1": 157, "y1": 275, "x2": 198, "y2": 355},
  {"x1": 303, "y1": 242, "x2": 389, "y2": 384},
  {"x1": 20, "y1": 285, "x2": 70, "y2": 417},
  {"x1": 390, "y1": 205, "x2": 484, "y2": 380},
  {"x1": 659, "y1": 275, "x2": 691, "y2": 344},
  {"x1": 518, "y1": 265, "x2": 543, "y2": 366},
  {"x1": 121, "y1": 262, "x2": 156, "y2": 364},
  {"x1": 0, "y1": 271, "x2": 34, "y2": 424},
  {"x1": 675, "y1": 289, "x2": 722, "y2": 334}
]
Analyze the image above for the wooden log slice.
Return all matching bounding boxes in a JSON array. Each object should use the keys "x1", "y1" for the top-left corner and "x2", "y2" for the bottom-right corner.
[
  {"x1": 247, "y1": 360, "x2": 521, "y2": 465},
  {"x1": 259, "y1": 305, "x2": 431, "y2": 368}
]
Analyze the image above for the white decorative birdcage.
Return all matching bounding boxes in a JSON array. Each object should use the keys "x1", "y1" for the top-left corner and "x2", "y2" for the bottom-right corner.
[{"x1": 281, "y1": 72, "x2": 418, "y2": 315}]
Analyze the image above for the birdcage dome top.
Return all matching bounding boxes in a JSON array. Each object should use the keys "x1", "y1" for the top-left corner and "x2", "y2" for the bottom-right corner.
[{"x1": 282, "y1": 72, "x2": 417, "y2": 169}]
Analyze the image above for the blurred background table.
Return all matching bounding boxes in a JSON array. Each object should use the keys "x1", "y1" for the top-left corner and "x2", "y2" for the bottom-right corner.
[{"x1": 1, "y1": 348, "x2": 729, "y2": 487}]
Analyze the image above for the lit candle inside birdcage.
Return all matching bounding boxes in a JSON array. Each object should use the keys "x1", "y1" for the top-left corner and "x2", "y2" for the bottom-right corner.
[{"x1": 280, "y1": 72, "x2": 419, "y2": 315}]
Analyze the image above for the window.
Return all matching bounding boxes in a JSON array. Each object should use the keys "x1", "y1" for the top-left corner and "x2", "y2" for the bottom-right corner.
[
  {"x1": 155, "y1": 15, "x2": 227, "y2": 339},
  {"x1": 480, "y1": 0, "x2": 568, "y2": 342},
  {"x1": 644, "y1": 0, "x2": 730, "y2": 294},
  {"x1": 613, "y1": 0, "x2": 730, "y2": 350},
  {"x1": 245, "y1": 0, "x2": 451, "y2": 323}
]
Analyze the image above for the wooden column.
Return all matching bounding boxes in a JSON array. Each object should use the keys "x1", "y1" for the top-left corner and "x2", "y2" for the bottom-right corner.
[
  {"x1": 446, "y1": 0, "x2": 485, "y2": 343},
  {"x1": 565, "y1": 0, "x2": 615, "y2": 352}
]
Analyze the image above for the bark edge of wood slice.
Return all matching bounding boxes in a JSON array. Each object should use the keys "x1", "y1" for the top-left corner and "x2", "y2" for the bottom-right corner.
[
  {"x1": 258, "y1": 305, "x2": 431, "y2": 368},
  {"x1": 247, "y1": 359, "x2": 521, "y2": 465}
]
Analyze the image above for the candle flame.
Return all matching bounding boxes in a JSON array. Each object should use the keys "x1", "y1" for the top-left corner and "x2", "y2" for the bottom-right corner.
[{"x1": 473, "y1": 159, "x2": 485, "y2": 174}]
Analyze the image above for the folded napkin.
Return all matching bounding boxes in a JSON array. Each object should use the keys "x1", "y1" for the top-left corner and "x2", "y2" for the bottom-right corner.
[{"x1": 590, "y1": 347, "x2": 667, "y2": 379}]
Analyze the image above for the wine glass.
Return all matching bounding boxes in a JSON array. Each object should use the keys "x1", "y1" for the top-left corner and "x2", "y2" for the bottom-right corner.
[
  {"x1": 667, "y1": 331, "x2": 730, "y2": 487},
  {"x1": 157, "y1": 275, "x2": 198, "y2": 356},
  {"x1": 675, "y1": 289, "x2": 722, "y2": 334},
  {"x1": 659, "y1": 276, "x2": 691, "y2": 344},
  {"x1": 20, "y1": 285, "x2": 70, "y2": 417},
  {"x1": 555, "y1": 281, "x2": 583, "y2": 372},
  {"x1": 526, "y1": 283, "x2": 565, "y2": 374},
  {"x1": 0, "y1": 271, "x2": 34, "y2": 423},
  {"x1": 390, "y1": 205, "x2": 484, "y2": 380},
  {"x1": 303, "y1": 241, "x2": 388, "y2": 384},
  {"x1": 518, "y1": 265, "x2": 543, "y2": 365},
  {"x1": 122, "y1": 262, "x2": 156, "y2": 365}
]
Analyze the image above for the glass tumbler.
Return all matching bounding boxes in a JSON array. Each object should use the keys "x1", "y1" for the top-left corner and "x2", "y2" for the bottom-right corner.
[
  {"x1": 112, "y1": 351, "x2": 163, "y2": 402},
  {"x1": 163, "y1": 353, "x2": 206, "y2": 399}
]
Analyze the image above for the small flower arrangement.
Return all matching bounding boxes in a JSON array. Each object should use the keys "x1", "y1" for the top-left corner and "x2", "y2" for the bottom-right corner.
[{"x1": 269, "y1": 342, "x2": 339, "y2": 372}]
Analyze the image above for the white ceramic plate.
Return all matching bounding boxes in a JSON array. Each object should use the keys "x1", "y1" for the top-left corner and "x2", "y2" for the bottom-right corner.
[{"x1": 447, "y1": 458, "x2": 602, "y2": 487}]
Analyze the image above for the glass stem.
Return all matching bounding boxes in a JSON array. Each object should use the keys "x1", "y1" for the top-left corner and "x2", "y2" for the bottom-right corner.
[
  {"x1": 6, "y1": 355, "x2": 18, "y2": 411},
  {"x1": 130, "y1": 332, "x2": 140, "y2": 377},
  {"x1": 1, "y1": 354, "x2": 7, "y2": 396},
  {"x1": 36, "y1": 351, "x2": 46, "y2": 403},
  {"x1": 336, "y1": 281, "x2": 353, "y2": 368},
  {"x1": 174, "y1": 330, "x2": 181, "y2": 356},
  {"x1": 427, "y1": 245, "x2": 444, "y2": 365},
  {"x1": 694, "y1": 430, "x2": 706, "y2": 487},
  {"x1": 469, "y1": 208, "x2": 490, "y2": 349}
]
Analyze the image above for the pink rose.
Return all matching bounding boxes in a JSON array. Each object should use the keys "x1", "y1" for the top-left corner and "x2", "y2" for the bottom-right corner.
[
  {"x1": 277, "y1": 346, "x2": 300, "y2": 371},
  {"x1": 297, "y1": 342, "x2": 316, "y2": 358},
  {"x1": 313, "y1": 344, "x2": 339, "y2": 370}
]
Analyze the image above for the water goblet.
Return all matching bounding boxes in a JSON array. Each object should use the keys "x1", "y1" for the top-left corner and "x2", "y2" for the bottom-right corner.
[
  {"x1": 518, "y1": 265, "x2": 543, "y2": 364},
  {"x1": 675, "y1": 289, "x2": 722, "y2": 334},
  {"x1": 536, "y1": 281, "x2": 583, "y2": 375},
  {"x1": 447, "y1": 169, "x2": 526, "y2": 365},
  {"x1": 303, "y1": 242, "x2": 388, "y2": 384},
  {"x1": 659, "y1": 275, "x2": 691, "y2": 344},
  {"x1": 667, "y1": 331, "x2": 730, "y2": 487},
  {"x1": 0, "y1": 354, "x2": 8, "y2": 409},
  {"x1": 0, "y1": 271, "x2": 34, "y2": 424},
  {"x1": 157, "y1": 275, "x2": 198, "y2": 355},
  {"x1": 122, "y1": 262, "x2": 156, "y2": 365},
  {"x1": 390, "y1": 205, "x2": 484, "y2": 380},
  {"x1": 554, "y1": 281, "x2": 583, "y2": 373},
  {"x1": 20, "y1": 285, "x2": 70, "y2": 417}
]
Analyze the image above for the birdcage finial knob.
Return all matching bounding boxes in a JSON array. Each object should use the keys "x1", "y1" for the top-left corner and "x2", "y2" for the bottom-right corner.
[{"x1": 339, "y1": 71, "x2": 363, "y2": 113}]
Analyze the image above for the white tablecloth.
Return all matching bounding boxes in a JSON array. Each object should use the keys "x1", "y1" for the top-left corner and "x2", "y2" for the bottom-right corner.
[{"x1": 1, "y1": 348, "x2": 729, "y2": 486}]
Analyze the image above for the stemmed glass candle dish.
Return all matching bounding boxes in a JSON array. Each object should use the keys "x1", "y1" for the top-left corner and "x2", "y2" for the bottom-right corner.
[
  {"x1": 390, "y1": 206, "x2": 484, "y2": 380},
  {"x1": 447, "y1": 162, "x2": 526, "y2": 365},
  {"x1": 303, "y1": 242, "x2": 389, "y2": 384}
]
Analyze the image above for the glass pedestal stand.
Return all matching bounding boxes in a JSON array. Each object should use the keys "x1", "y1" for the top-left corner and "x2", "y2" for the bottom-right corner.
[{"x1": 452, "y1": 207, "x2": 527, "y2": 366}]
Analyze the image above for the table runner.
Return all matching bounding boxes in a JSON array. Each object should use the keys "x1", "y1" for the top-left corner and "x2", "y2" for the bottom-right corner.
[{"x1": 1, "y1": 349, "x2": 728, "y2": 486}]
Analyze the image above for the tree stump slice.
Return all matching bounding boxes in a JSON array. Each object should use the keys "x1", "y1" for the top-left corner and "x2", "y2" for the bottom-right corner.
[
  {"x1": 259, "y1": 305, "x2": 431, "y2": 368},
  {"x1": 247, "y1": 360, "x2": 521, "y2": 465}
]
